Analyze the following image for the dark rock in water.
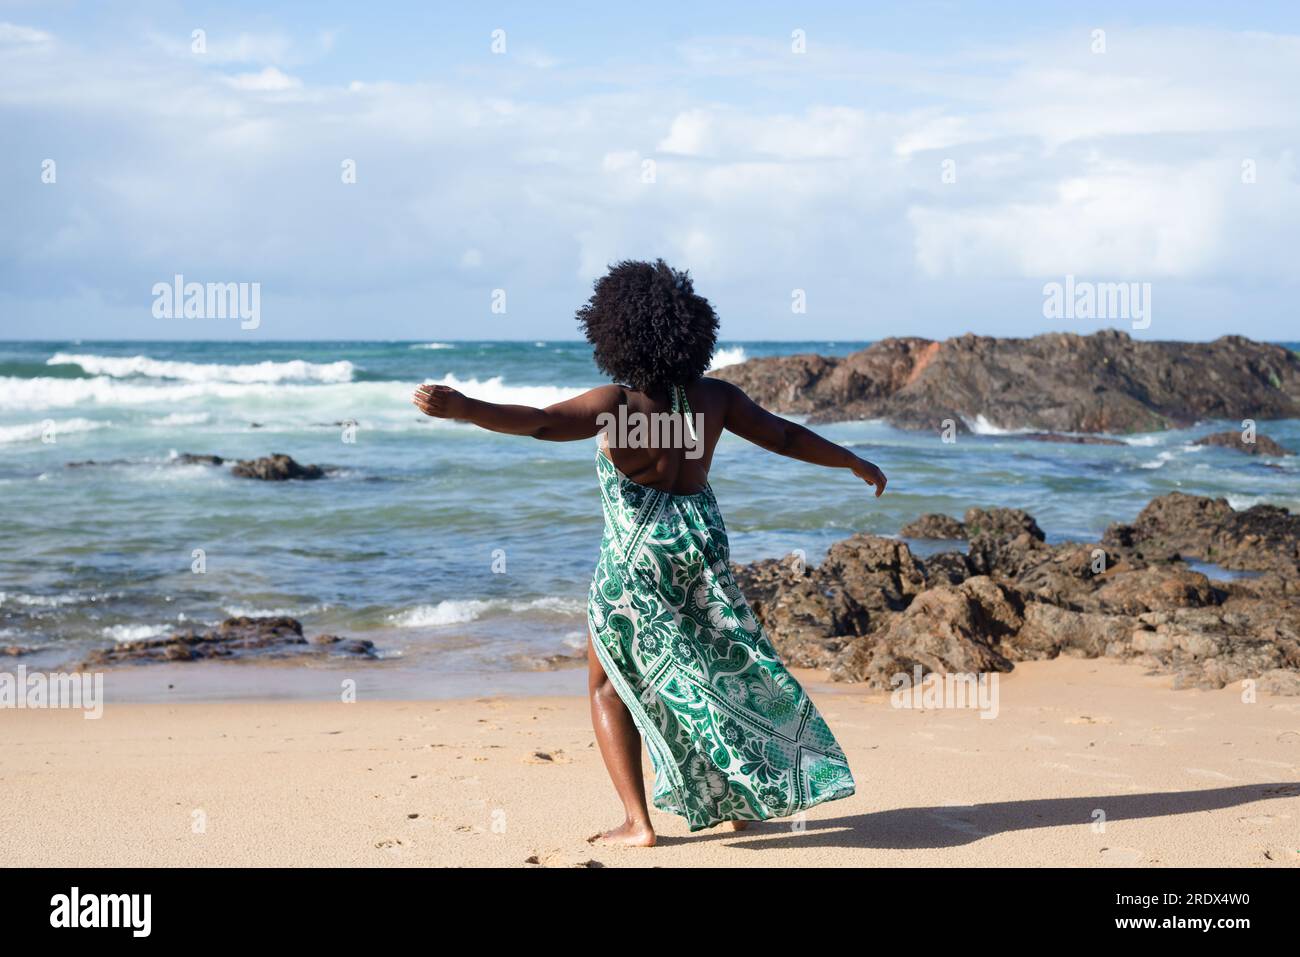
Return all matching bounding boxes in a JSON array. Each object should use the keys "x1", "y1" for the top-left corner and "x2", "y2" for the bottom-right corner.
[
  {"x1": 900, "y1": 506, "x2": 1043, "y2": 544},
  {"x1": 714, "y1": 330, "x2": 1300, "y2": 432},
  {"x1": 1104, "y1": 491, "x2": 1300, "y2": 574},
  {"x1": 175, "y1": 453, "x2": 225, "y2": 466},
  {"x1": 1019, "y1": 432, "x2": 1126, "y2": 446},
  {"x1": 899, "y1": 513, "x2": 966, "y2": 539},
  {"x1": 231, "y1": 453, "x2": 325, "y2": 481},
  {"x1": 80, "y1": 616, "x2": 376, "y2": 666},
  {"x1": 310, "y1": 633, "x2": 377, "y2": 656},
  {"x1": 2, "y1": 645, "x2": 33, "y2": 656},
  {"x1": 735, "y1": 492, "x2": 1300, "y2": 693},
  {"x1": 65, "y1": 459, "x2": 131, "y2": 468},
  {"x1": 963, "y1": 507, "x2": 1044, "y2": 542},
  {"x1": 1193, "y1": 431, "x2": 1292, "y2": 456}
]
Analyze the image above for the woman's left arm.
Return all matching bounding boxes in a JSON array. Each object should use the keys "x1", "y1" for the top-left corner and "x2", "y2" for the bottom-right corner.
[{"x1": 413, "y1": 383, "x2": 623, "y2": 441}]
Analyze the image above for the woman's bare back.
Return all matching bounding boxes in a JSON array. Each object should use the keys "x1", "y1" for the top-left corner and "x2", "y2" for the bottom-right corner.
[{"x1": 600, "y1": 379, "x2": 729, "y2": 494}]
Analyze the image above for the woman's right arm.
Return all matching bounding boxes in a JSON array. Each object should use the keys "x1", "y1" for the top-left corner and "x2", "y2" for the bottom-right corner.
[
  {"x1": 718, "y1": 380, "x2": 887, "y2": 496},
  {"x1": 413, "y1": 382, "x2": 624, "y2": 441}
]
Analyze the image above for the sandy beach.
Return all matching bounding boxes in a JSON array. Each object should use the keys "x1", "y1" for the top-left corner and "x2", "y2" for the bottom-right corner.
[{"x1": 2, "y1": 657, "x2": 1296, "y2": 868}]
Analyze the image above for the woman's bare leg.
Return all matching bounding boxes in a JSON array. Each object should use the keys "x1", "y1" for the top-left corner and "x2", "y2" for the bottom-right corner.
[{"x1": 586, "y1": 634, "x2": 655, "y2": 847}]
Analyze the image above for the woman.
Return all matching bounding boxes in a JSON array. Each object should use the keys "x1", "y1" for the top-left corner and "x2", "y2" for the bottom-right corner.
[{"x1": 413, "y1": 259, "x2": 886, "y2": 846}]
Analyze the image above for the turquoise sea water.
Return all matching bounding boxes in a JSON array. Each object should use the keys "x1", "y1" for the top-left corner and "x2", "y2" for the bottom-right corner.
[{"x1": 2, "y1": 339, "x2": 1297, "y2": 694}]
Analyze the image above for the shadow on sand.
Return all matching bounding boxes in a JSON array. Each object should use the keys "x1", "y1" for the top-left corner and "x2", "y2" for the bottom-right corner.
[{"x1": 655, "y1": 783, "x2": 1300, "y2": 850}]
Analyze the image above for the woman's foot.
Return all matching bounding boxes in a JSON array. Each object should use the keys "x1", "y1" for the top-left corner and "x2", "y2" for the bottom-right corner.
[
  {"x1": 728, "y1": 820, "x2": 750, "y2": 831},
  {"x1": 588, "y1": 820, "x2": 656, "y2": 847}
]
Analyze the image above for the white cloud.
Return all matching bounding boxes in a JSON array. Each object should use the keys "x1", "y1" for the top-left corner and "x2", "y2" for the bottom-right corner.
[
  {"x1": 223, "y1": 66, "x2": 302, "y2": 92},
  {"x1": 0, "y1": 21, "x2": 54, "y2": 47}
]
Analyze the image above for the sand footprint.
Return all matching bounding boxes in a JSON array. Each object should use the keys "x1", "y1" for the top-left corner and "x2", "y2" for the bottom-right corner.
[{"x1": 524, "y1": 749, "x2": 572, "y2": 765}]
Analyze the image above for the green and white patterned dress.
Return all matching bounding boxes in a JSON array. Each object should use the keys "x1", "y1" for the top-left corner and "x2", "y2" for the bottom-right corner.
[{"x1": 587, "y1": 385, "x2": 855, "y2": 831}]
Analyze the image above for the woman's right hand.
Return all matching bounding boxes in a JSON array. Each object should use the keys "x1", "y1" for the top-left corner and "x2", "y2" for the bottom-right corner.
[
  {"x1": 412, "y1": 383, "x2": 467, "y2": 420},
  {"x1": 852, "y1": 457, "x2": 887, "y2": 497}
]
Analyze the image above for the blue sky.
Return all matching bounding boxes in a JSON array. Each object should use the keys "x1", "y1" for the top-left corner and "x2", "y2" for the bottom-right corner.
[{"x1": 3, "y1": 1, "x2": 1298, "y2": 340}]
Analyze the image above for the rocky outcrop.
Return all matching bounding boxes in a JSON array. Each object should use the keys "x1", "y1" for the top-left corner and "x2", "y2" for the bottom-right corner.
[
  {"x1": 1193, "y1": 431, "x2": 1292, "y2": 456},
  {"x1": 730, "y1": 535, "x2": 925, "y2": 668},
  {"x1": 1104, "y1": 491, "x2": 1300, "y2": 574},
  {"x1": 898, "y1": 514, "x2": 966, "y2": 540},
  {"x1": 733, "y1": 492, "x2": 1300, "y2": 693},
  {"x1": 231, "y1": 453, "x2": 325, "y2": 481},
  {"x1": 81, "y1": 616, "x2": 375, "y2": 666},
  {"x1": 714, "y1": 330, "x2": 1300, "y2": 432},
  {"x1": 175, "y1": 453, "x2": 225, "y2": 466},
  {"x1": 829, "y1": 577, "x2": 1020, "y2": 685},
  {"x1": 898, "y1": 507, "x2": 1044, "y2": 542}
]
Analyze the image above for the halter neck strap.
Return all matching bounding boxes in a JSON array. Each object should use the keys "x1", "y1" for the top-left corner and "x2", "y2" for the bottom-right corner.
[{"x1": 672, "y1": 385, "x2": 698, "y2": 443}]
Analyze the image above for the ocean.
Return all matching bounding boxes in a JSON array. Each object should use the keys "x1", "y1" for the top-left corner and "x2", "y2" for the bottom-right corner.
[{"x1": 2, "y1": 339, "x2": 1297, "y2": 697}]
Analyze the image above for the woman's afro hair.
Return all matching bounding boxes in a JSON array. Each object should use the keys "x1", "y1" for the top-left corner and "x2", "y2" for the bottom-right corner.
[{"x1": 576, "y1": 259, "x2": 718, "y2": 393}]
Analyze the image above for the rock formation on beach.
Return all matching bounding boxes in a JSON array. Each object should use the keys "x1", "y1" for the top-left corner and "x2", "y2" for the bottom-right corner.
[
  {"x1": 1193, "y1": 431, "x2": 1292, "y2": 456},
  {"x1": 713, "y1": 330, "x2": 1300, "y2": 432},
  {"x1": 81, "y1": 616, "x2": 375, "y2": 666},
  {"x1": 899, "y1": 507, "x2": 1044, "y2": 541},
  {"x1": 732, "y1": 493, "x2": 1300, "y2": 694}
]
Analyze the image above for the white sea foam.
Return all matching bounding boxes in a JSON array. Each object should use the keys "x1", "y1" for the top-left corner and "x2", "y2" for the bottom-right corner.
[
  {"x1": 961, "y1": 414, "x2": 1030, "y2": 436},
  {"x1": 0, "y1": 417, "x2": 108, "y2": 443},
  {"x1": 0, "y1": 374, "x2": 584, "y2": 414},
  {"x1": 151, "y1": 411, "x2": 211, "y2": 426},
  {"x1": 47, "y1": 352, "x2": 355, "y2": 384},
  {"x1": 709, "y1": 346, "x2": 747, "y2": 370},
  {"x1": 388, "y1": 596, "x2": 585, "y2": 628},
  {"x1": 390, "y1": 599, "x2": 492, "y2": 627},
  {"x1": 420, "y1": 374, "x2": 583, "y2": 409},
  {"x1": 409, "y1": 342, "x2": 454, "y2": 350},
  {"x1": 103, "y1": 623, "x2": 170, "y2": 643},
  {"x1": 222, "y1": 604, "x2": 320, "y2": 619},
  {"x1": 1139, "y1": 450, "x2": 1178, "y2": 469},
  {"x1": 1226, "y1": 495, "x2": 1270, "y2": 510},
  {"x1": 0, "y1": 590, "x2": 118, "y2": 608}
]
